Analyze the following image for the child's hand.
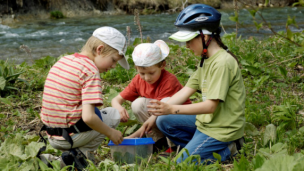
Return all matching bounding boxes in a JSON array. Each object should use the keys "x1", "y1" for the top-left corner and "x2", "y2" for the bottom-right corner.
[
  {"x1": 147, "y1": 100, "x2": 172, "y2": 116},
  {"x1": 140, "y1": 116, "x2": 157, "y2": 138},
  {"x1": 118, "y1": 106, "x2": 129, "y2": 122},
  {"x1": 108, "y1": 128, "x2": 124, "y2": 145}
]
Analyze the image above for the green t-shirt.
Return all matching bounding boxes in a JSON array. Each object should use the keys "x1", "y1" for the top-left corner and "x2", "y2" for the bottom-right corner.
[{"x1": 186, "y1": 49, "x2": 245, "y2": 142}]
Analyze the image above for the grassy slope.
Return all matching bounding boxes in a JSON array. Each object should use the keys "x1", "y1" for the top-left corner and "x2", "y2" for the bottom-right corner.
[{"x1": 0, "y1": 31, "x2": 303, "y2": 170}]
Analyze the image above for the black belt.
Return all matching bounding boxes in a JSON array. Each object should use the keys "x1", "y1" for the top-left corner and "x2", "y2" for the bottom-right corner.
[
  {"x1": 37, "y1": 118, "x2": 92, "y2": 159},
  {"x1": 45, "y1": 118, "x2": 92, "y2": 136}
]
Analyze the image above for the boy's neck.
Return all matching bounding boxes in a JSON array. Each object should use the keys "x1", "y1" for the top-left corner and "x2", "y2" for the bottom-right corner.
[{"x1": 79, "y1": 51, "x2": 94, "y2": 61}]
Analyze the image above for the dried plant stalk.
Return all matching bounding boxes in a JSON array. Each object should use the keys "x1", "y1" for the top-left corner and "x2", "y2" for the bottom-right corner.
[
  {"x1": 134, "y1": 9, "x2": 143, "y2": 43},
  {"x1": 126, "y1": 26, "x2": 131, "y2": 46},
  {"x1": 19, "y1": 44, "x2": 33, "y2": 63},
  {"x1": 234, "y1": 0, "x2": 238, "y2": 39}
]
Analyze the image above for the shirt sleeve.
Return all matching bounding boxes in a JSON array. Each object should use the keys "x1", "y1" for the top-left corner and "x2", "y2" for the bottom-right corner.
[
  {"x1": 82, "y1": 73, "x2": 103, "y2": 105},
  {"x1": 159, "y1": 74, "x2": 192, "y2": 104},
  {"x1": 120, "y1": 77, "x2": 140, "y2": 102},
  {"x1": 185, "y1": 69, "x2": 199, "y2": 90},
  {"x1": 207, "y1": 64, "x2": 231, "y2": 101}
]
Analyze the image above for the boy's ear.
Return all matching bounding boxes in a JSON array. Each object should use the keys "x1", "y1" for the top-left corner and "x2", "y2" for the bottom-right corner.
[
  {"x1": 160, "y1": 61, "x2": 166, "y2": 69},
  {"x1": 96, "y1": 45, "x2": 104, "y2": 55}
]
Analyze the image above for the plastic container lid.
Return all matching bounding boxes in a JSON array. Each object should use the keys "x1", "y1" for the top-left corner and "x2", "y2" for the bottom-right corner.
[{"x1": 108, "y1": 138, "x2": 155, "y2": 146}]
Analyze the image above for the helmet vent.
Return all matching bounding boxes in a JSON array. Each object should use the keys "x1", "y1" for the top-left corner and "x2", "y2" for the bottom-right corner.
[
  {"x1": 179, "y1": 13, "x2": 186, "y2": 20},
  {"x1": 193, "y1": 6, "x2": 203, "y2": 10},
  {"x1": 184, "y1": 13, "x2": 210, "y2": 23}
]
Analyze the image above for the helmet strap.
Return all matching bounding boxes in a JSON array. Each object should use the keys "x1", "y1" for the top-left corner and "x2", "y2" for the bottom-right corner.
[{"x1": 199, "y1": 30, "x2": 214, "y2": 67}]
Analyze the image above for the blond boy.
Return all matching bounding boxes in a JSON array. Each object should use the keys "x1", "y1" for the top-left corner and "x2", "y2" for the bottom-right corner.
[{"x1": 40, "y1": 26, "x2": 128, "y2": 167}]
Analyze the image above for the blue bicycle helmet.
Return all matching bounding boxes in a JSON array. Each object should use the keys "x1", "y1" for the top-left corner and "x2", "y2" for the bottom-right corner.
[
  {"x1": 170, "y1": 4, "x2": 222, "y2": 67},
  {"x1": 174, "y1": 4, "x2": 221, "y2": 32}
]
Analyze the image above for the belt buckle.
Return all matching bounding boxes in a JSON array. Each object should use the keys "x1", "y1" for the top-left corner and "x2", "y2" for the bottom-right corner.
[{"x1": 72, "y1": 125, "x2": 81, "y2": 133}]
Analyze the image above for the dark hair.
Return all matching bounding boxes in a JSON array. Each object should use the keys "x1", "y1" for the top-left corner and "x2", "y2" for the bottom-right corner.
[
  {"x1": 213, "y1": 30, "x2": 239, "y2": 64},
  {"x1": 192, "y1": 34, "x2": 239, "y2": 64}
]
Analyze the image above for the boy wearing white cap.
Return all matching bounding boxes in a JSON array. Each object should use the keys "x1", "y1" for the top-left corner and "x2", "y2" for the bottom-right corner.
[
  {"x1": 111, "y1": 40, "x2": 191, "y2": 151},
  {"x1": 39, "y1": 26, "x2": 128, "y2": 167}
]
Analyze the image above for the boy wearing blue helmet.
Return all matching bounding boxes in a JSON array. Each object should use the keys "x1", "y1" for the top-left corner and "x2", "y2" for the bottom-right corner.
[{"x1": 147, "y1": 4, "x2": 245, "y2": 163}]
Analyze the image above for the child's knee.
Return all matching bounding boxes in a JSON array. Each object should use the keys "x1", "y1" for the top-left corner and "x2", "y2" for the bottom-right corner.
[
  {"x1": 156, "y1": 115, "x2": 166, "y2": 129},
  {"x1": 100, "y1": 107, "x2": 120, "y2": 128},
  {"x1": 131, "y1": 98, "x2": 146, "y2": 115}
]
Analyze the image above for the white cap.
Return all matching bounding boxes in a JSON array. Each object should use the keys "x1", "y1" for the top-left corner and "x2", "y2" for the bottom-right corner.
[
  {"x1": 93, "y1": 26, "x2": 130, "y2": 70},
  {"x1": 132, "y1": 40, "x2": 170, "y2": 67},
  {"x1": 169, "y1": 29, "x2": 212, "y2": 42}
]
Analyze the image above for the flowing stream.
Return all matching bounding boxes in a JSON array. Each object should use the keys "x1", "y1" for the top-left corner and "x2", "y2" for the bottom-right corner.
[{"x1": 0, "y1": 7, "x2": 303, "y2": 63}]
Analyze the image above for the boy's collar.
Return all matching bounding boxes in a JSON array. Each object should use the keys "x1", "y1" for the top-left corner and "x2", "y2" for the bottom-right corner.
[{"x1": 74, "y1": 53, "x2": 90, "y2": 59}]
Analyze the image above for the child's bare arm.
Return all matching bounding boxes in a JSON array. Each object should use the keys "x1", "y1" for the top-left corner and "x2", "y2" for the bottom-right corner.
[
  {"x1": 111, "y1": 95, "x2": 129, "y2": 122},
  {"x1": 126, "y1": 116, "x2": 156, "y2": 138},
  {"x1": 126, "y1": 126, "x2": 144, "y2": 138},
  {"x1": 82, "y1": 104, "x2": 123, "y2": 145},
  {"x1": 166, "y1": 87, "x2": 196, "y2": 105},
  {"x1": 149, "y1": 99, "x2": 220, "y2": 116}
]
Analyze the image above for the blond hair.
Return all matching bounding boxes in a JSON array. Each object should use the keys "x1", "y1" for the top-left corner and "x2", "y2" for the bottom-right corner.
[{"x1": 81, "y1": 36, "x2": 119, "y2": 57}]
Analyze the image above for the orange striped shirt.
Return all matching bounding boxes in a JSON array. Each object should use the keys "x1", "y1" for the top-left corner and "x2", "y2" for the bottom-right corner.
[{"x1": 40, "y1": 53, "x2": 103, "y2": 138}]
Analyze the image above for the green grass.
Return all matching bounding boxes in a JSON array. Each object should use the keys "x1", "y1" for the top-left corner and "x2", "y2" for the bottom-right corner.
[{"x1": 0, "y1": 30, "x2": 303, "y2": 170}]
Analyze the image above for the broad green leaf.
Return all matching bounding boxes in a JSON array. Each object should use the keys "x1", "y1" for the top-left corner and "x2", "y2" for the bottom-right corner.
[
  {"x1": 264, "y1": 0, "x2": 269, "y2": 6},
  {"x1": 182, "y1": 154, "x2": 201, "y2": 164},
  {"x1": 125, "y1": 124, "x2": 138, "y2": 135},
  {"x1": 287, "y1": 62, "x2": 298, "y2": 68},
  {"x1": 286, "y1": 16, "x2": 298, "y2": 28},
  {"x1": 38, "y1": 159, "x2": 51, "y2": 171},
  {"x1": 240, "y1": 59, "x2": 250, "y2": 66},
  {"x1": 263, "y1": 124, "x2": 277, "y2": 146},
  {"x1": 0, "y1": 97, "x2": 11, "y2": 105},
  {"x1": 253, "y1": 154, "x2": 266, "y2": 170},
  {"x1": 5, "y1": 86, "x2": 19, "y2": 91},
  {"x1": 278, "y1": 66, "x2": 288, "y2": 78},
  {"x1": 293, "y1": 153, "x2": 304, "y2": 170},
  {"x1": 229, "y1": 16, "x2": 238, "y2": 22},
  {"x1": 255, "y1": 154, "x2": 297, "y2": 171},
  {"x1": 98, "y1": 159, "x2": 118, "y2": 170},
  {"x1": 119, "y1": 119, "x2": 139, "y2": 127},
  {"x1": 159, "y1": 156, "x2": 170, "y2": 164},
  {"x1": 258, "y1": 148, "x2": 271, "y2": 158},
  {"x1": 248, "y1": 9, "x2": 257, "y2": 17},
  {"x1": 0, "y1": 76, "x2": 6, "y2": 90},
  {"x1": 24, "y1": 142, "x2": 45, "y2": 159},
  {"x1": 174, "y1": 148, "x2": 190, "y2": 163},
  {"x1": 107, "y1": 89, "x2": 119, "y2": 102},
  {"x1": 133, "y1": 38, "x2": 142, "y2": 46},
  {"x1": 299, "y1": 126, "x2": 304, "y2": 133},
  {"x1": 0, "y1": 157, "x2": 13, "y2": 170},
  {"x1": 254, "y1": 21, "x2": 263, "y2": 31},
  {"x1": 244, "y1": 122, "x2": 259, "y2": 136},
  {"x1": 213, "y1": 152, "x2": 221, "y2": 161},
  {"x1": 19, "y1": 159, "x2": 36, "y2": 171},
  {"x1": 295, "y1": 47, "x2": 304, "y2": 53},
  {"x1": 186, "y1": 68, "x2": 194, "y2": 76},
  {"x1": 245, "y1": 66, "x2": 262, "y2": 75},
  {"x1": 286, "y1": 28, "x2": 293, "y2": 39},
  {"x1": 127, "y1": 109, "x2": 136, "y2": 120},
  {"x1": 233, "y1": 154, "x2": 250, "y2": 171},
  {"x1": 271, "y1": 143, "x2": 287, "y2": 153}
]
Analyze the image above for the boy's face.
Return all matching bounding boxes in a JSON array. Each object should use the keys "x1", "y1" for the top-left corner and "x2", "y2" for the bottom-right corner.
[
  {"x1": 94, "y1": 52, "x2": 122, "y2": 73},
  {"x1": 137, "y1": 64, "x2": 164, "y2": 84}
]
